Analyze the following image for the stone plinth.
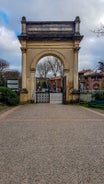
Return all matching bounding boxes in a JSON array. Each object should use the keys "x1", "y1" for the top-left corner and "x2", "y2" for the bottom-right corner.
[{"x1": 20, "y1": 93, "x2": 28, "y2": 103}]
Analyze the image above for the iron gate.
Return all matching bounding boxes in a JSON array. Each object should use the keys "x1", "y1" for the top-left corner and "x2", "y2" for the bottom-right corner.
[
  {"x1": 35, "y1": 77, "x2": 66, "y2": 104},
  {"x1": 36, "y1": 92, "x2": 63, "y2": 103},
  {"x1": 36, "y1": 92, "x2": 50, "y2": 103}
]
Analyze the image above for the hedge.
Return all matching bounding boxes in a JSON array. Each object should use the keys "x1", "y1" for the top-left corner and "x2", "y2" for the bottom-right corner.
[{"x1": 0, "y1": 87, "x2": 19, "y2": 106}]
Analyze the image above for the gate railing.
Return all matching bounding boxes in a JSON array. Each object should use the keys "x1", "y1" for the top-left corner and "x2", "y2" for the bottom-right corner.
[
  {"x1": 36, "y1": 92, "x2": 50, "y2": 103},
  {"x1": 33, "y1": 92, "x2": 63, "y2": 104}
]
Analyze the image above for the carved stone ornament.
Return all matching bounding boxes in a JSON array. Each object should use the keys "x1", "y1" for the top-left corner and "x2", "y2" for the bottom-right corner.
[
  {"x1": 30, "y1": 68, "x2": 36, "y2": 72},
  {"x1": 73, "y1": 47, "x2": 80, "y2": 53},
  {"x1": 21, "y1": 47, "x2": 27, "y2": 53},
  {"x1": 64, "y1": 69, "x2": 70, "y2": 73}
]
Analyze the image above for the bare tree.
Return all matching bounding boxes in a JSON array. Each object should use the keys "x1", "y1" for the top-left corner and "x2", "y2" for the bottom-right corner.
[
  {"x1": 4, "y1": 70, "x2": 20, "y2": 79},
  {"x1": 47, "y1": 57, "x2": 63, "y2": 77},
  {"x1": 36, "y1": 56, "x2": 63, "y2": 78},
  {"x1": 92, "y1": 26, "x2": 104, "y2": 71},
  {"x1": 0, "y1": 59, "x2": 9, "y2": 86},
  {"x1": 93, "y1": 25, "x2": 104, "y2": 36},
  {"x1": 36, "y1": 59, "x2": 51, "y2": 78},
  {"x1": 98, "y1": 61, "x2": 104, "y2": 72}
]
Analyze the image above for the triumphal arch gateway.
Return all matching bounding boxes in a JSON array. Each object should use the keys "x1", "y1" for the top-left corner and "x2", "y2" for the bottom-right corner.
[{"x1": 18, "y1": 16, "x2": 83, "y2": 103}]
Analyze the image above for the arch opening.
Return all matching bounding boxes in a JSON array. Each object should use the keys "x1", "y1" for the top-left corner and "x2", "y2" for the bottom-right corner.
[{"x1": 35, "y1": 55, "x2": 64, "y2": 93}]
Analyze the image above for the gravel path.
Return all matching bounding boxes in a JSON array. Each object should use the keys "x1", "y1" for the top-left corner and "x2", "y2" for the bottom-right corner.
[{"x1": 0, "y1": 104, "x2": 104, "y2": 184}]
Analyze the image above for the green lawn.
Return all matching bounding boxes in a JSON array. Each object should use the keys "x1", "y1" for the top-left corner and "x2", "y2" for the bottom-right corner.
[
  {"x1": 0, "y1": 104, "x2": 9, "y2": 111},
  {"x1": 80, "y1": 103, "x2": 104, "y2": 110}
]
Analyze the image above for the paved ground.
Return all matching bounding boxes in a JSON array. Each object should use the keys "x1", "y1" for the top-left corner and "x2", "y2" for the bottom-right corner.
[{"x1": 0, "y1": 104, "x2": 104, "y2": 184}]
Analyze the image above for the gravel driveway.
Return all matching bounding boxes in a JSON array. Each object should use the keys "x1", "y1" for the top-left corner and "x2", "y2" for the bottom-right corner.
[{"x1": 0, "y1": 104, "x2": 104, "y2": 184}]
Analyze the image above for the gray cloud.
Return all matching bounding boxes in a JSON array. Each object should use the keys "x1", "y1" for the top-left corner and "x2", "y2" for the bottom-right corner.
[{"x1": 0, "y1": 0, "x2": 104, "y2": 71}]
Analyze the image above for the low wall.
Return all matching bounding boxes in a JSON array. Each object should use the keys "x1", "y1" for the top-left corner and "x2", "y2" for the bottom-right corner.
[{"x1": 80, "y1": 93, "x2": 92, "y2": 102}]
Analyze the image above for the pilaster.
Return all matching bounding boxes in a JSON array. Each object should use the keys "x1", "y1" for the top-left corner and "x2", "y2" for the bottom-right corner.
[
  {"x1": 30, "y1": 69, "x2": 36, "y2": 95},
  {"x1": 63, "y1": 69, "x2": 70, "y2": 102},
  {"x1": 21, "y1": 47, "x2": 27, "y2": 89},
  {"x1": 73, "y1": 47, "x2": 80, "y2": 90}
]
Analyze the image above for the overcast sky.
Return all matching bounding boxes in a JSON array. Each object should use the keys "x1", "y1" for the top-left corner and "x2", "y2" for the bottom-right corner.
[{"x1": 0, "y1": 0, "x2": 104, "y2": 71}]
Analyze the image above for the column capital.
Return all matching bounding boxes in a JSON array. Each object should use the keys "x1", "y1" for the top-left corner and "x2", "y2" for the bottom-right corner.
[
  {"x1": 63, "y1": 69, "x2": 70, "y2": 73},
  {"x1": 21, "y1": 47, "x2": 27, "y2": 53},
  {"x1": 73, "y1": 47, "x2": 80, "y2": 53},
  {"x1": 30, "y1": 68, "x2": 36, "y2": 72}
]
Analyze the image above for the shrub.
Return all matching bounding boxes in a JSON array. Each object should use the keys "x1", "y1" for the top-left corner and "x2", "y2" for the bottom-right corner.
[
  {"x1": 92, "y1": 91, "x2": 104, "y2": 100},
  {"x1": 0, "y1": 87, "x2": 19, "y2": 106}
]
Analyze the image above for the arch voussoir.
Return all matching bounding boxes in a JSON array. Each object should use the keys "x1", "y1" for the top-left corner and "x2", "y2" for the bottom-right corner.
[{"x1": 30, "y1": 49, "x2": 66, "y2": 70}]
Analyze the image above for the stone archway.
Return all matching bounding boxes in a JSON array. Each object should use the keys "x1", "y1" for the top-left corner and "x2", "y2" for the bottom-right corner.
[
  {"x1": 30, "y1": 51, "x2": 65, "y2": 98},
  {"x1": 18, "y1": 16, "x2": 83, "y2": 103}
]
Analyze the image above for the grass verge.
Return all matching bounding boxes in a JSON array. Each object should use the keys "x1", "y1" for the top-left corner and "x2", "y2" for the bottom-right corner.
[
  {"x1": 80, "y1": 102, "x2": 104, "y2": 110},
  {"x1": 0, "y1": 104, "x2": 9, "y2": 111}
]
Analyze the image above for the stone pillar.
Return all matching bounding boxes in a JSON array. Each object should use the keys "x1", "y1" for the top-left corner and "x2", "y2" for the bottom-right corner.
[
  {"x1": 21, "y1": 48, "x2": 27, "y2": 89},
  {"x1": 73, "y1": 47, "x2": 79, "y2": 90},
  {"x1": 63, "y1": 69, "x2": 70, "y2": 102},
  {"x1": 30, "y1": 69, "x2": 36, "y2": 102}
]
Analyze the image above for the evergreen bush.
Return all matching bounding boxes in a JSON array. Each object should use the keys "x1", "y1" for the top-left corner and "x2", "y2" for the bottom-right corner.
[
  {"x1": 92, "y1": 91, "x2": 104, "y2": 100},
  {"x1": 0, "y1": 87, "x2": 19, "y2": 106}
]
